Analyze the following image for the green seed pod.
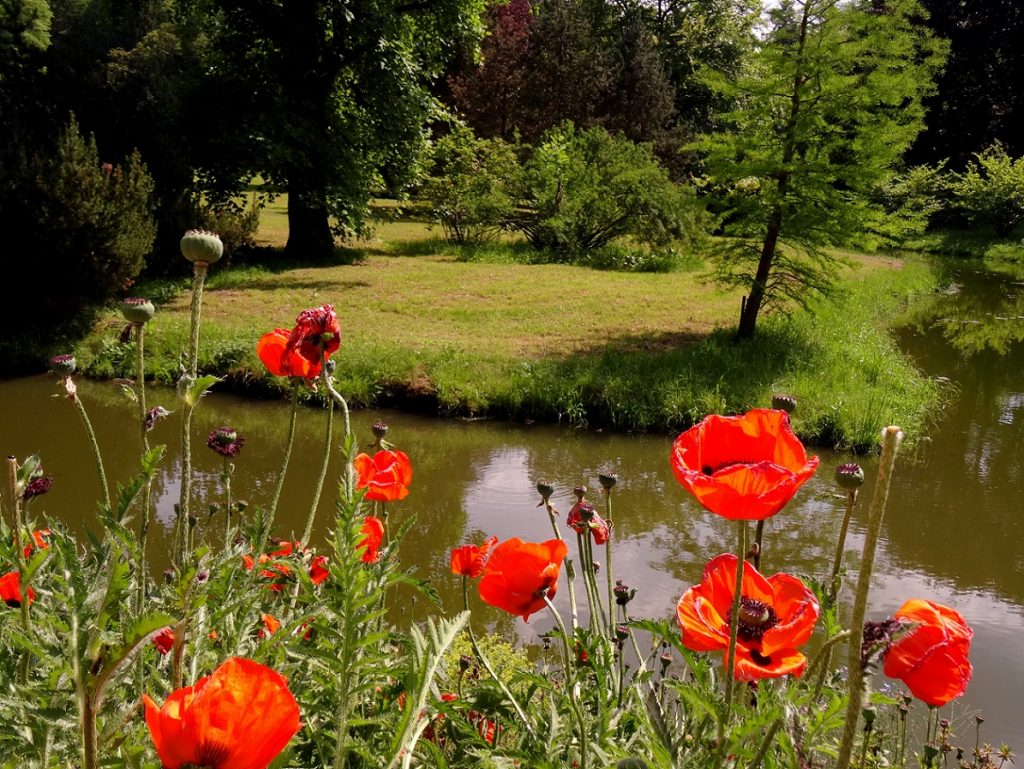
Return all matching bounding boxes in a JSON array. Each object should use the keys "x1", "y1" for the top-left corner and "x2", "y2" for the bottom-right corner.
[
  {"x1": 835, "y1": 462, "x2": 865, "y2": 490},
  {"x1": 120, "y1": 297, "x2": 155, "y2": 324},
  {"x1": 49, "y1": 354, "x2": 76, "y2": 377},
  {"x1": 180, "y1": 229, "x2": 224, "y2": 265}
]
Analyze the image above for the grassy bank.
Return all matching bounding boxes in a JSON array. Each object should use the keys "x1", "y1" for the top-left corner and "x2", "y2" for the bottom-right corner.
[{"x1": 77, "y1": 221, "x2": 942, "y2": 452}]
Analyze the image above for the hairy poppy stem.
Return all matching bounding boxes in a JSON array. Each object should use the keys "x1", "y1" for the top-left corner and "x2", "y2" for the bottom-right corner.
[
  {"x1": 749, "y1": 716, "x2": 783, "y2": 769},
  {"x1": 302, "y1": 368, "x2": 335, "y2": 545},
  {"x1": 835, "y1": 426, "x2": 903, "y2": 769},
  {"x1": 174, "y1": 262, "x2": 209, "y2": 566},
  {"x1": 829, "y1": 489, "x2": 859, "y2": 602},
  {"x1": 462, "y1": 579, "x2": 536, "y2": 737},
  {"x1": 810, "y1": 630, "x2": 851, "y2": 697},
  {"x1": 7, "y1": 456, "x2": 33, "y2": 684},
  {"x1": 544, "y1": 595, "x2": 589, "y2": 769},
  {"x1": 72, "y1": 394, "x2": 111, "y2": 512},
  {"x1": 320, "y1": 374, "x2": 353, "y2": 502},
  {"x1": 753, "y1": 519, "x2": 764, "y2": 570},
  {"x1": 135, "y1": 324, "x2": 153, "y2": 605},
  {"x1": 543, "y1": 499, "x2": 580, "y2": 632},
  {"x1": 222, "y1": 457, "x2": 233, "y2": 543},
  {"x1": 262, "y1": 382, "x2": 300, "y2": 550},
  {"x1": 717, "y1": 520, "x2": 747, "y2": 764}
]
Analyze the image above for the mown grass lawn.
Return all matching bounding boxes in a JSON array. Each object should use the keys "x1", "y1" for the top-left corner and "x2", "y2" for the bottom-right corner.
[{"x1": 77, "y1": 210, "x2": 943, "y2": 452}]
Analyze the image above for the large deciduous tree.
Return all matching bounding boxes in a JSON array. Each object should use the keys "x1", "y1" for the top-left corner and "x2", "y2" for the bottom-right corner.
[
  {"x1": 203, "y1": 0, "x2": 485, "y2": 261},
  {"x1": 700, "y1": 0, "x2": 946, "y2": 339},
  {"x1": 910, "y1": 0, "x2": 1024, "y2": 168}
]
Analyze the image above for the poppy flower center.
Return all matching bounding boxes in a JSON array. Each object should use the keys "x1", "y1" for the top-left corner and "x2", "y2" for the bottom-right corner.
[
  {"x1": 701, "y1": 460, "x2": 754, "y2": 476},
  {"x1": 735, "y1": 597, "x2": 778, "y2": 642}
]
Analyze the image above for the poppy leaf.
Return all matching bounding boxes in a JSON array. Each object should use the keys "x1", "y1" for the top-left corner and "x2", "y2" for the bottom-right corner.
[
  {"x1": 186, "y1": 374, "x2": 221, "y2": 406},
  {"x1": 21, "y1": 548, "x2": 49, "y2": 585},
  {"x1": 93, "y1": 612, "x2": 176, "y2": 702}
]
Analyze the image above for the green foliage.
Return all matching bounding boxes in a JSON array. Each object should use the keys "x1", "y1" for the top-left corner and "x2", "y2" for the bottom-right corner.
[
  {"x1": 698, "y1": 0, "x2": 948, "y2": 336},
  {"x1": 952, "y1": 142, "x2": 1024, "y2": 236},
  {"x1": 874, "y1": 162, "x2": 951, "y2": 242},
  {"x1": 0, "y1": 115, "x2": 156, "y2": 372},
  {"x1": 421, "y1": 125, "x2": 522, "y2": 245},
  {"x1": 515, "y1": 124, "x2": 704, "y2": 257}
]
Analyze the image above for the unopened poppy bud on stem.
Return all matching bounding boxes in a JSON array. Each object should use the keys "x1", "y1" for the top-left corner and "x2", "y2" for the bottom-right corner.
[{"x1": 598, "y1": 472, "x2": 618, "y2": 491}]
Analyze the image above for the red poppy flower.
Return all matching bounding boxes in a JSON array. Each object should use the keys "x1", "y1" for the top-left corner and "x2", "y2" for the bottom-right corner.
[
  {"x1": 676, "y1": 553, "x2": 819, "y2": 681},
  {"x1": 286, "y1": 304, "x2": 341, "y2": 366},
  {"x1": 478, "y1": 538, "x2": 568, "y2": 622},
  {"x1": 883, "y1": 599, "x2": 973, "y2": 707},
  {"x1": 359, "y1": 516, "x2": 385, "y2": 564},
  {"x1": 670, "y1": 409, "x2": 820, "y2": 521},
  {"x1": 256, "y1": 328, "x2": 322, "y2": 379},
  {"x1": 566, "y1": 501, "x2": 610, "y2": 545},
  {"x1": 0, "y1": 571, "x2": 35, "y2": 608},
  {"x1": 309, "y1": 555, "x2": 330, "y2": 585},
  {"x1": 19, "y1": 528, "x2": 51, "y2": 559},
  {"x1": 258, "y1": 613, "x2": 281, "y2": 639},
  {"x1": 353, "y1": 450, "x2": 413, "y2": 502},
  {"x1": 450, "y1": 536, "x2": 499, "y2": 578},
  {"x1": 143, "y1": 657, "x2": 300, "y2": 769},
  {"x1": 153, "y1": 627, "x2": 175, "y2": 655}
]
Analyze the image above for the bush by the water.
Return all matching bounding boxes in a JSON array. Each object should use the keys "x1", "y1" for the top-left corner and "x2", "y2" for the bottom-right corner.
[{"x1": 0, "y1": 116, "x2": 155, "y2": 372}]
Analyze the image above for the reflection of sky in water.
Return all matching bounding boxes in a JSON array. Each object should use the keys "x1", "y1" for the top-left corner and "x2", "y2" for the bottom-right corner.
[{"x1": 460, "y1": 446, "x2": 1024, "y2": 748}]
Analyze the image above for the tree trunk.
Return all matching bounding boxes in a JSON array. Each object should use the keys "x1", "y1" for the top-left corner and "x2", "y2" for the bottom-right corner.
[
  {"x1": 285, "y1": 179, "x2": 334, "y2": 261},
  {"x1": 737, "y1": 205, "x2": 783, "y2": 340}
]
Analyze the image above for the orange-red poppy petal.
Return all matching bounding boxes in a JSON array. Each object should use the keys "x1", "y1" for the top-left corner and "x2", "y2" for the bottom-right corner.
[
  {"x1": 478, "y1": 538, "x2": 567, "y2": 621},
  {"x1": 883, "y1": 599, "x2": 972, "y2": 706},
  {"x1": 730, "y1": 646, "x2": 808, "y2": 681}
]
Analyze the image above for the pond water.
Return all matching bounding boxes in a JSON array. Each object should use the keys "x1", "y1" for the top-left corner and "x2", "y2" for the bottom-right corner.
[{"x1": 1, "y1": 261, "x2": 1022, "y2": 748}]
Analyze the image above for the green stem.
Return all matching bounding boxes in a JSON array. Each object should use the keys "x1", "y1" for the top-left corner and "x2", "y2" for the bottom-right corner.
[
  {"x1": 174, "y1": 262, "x2": 209, "y2": 565},
  {"x1": 72, "y1": 394, "x2": 111, "y2": 511},
  {"x1": 604, "y1": 493, "x2": 615, "y2": 637},
  {"x1": 828, "y1": 490, "x2": 859, "y2": 602},
  {"x1": 135, "y1": 325, "x2": 153, "y2": 605},
  {"x1": 7, "y1": 456, "x2": 32, "y2": 684},
  {"x1": 302, "y1": 372, "x2": 335, "y2": 545},
  {"x1": 544, "y1": 595, "x2": 589, "y2": 769},
  {"x1": 222, "y1": 457, "x2": 233, "y2": 544},
  {"x1": 320, "y1": 376, "x2": 353, "y2": 503},
  {"x1": 582, "y1": 532, "x2": 608, "y2": 635},
  {"x1": 834, "y1": 427, "x2": 904, "y2": 769},
  {"x1": 749, "y1": 717, "x2": 783, "y2": 769},
  {"x1": 753, "y1": 519, "x2": 764, "y2": 570},
  {"x1": 544, "y1": 500, "x2": 579, "y2": 632},
  {"x1": 462, "y1": 579, "x2": 535, "y2": 736},
  {"x1": 576, "y1": 531, "x2": 597, "y2": 628},
  {"x1": 264, "y1": 382, "x2": 300, "y2": 544},
  {"x1": 809, "y1": 630, "x2": 851, "y2": 698},
  {"x1": 716, "y1": 520, "x2": 747, "y2": 765}
]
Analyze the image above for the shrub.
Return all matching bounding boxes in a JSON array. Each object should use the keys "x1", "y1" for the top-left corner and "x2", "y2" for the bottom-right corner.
[
  {"x1": 0, "y1": 115, "x2": 156, "y2": 372},
  {"x1": 421, "y1": 124, "x2": 522, "y2": 245},
  {"x1": 512, "y1": 123, "x2": 703, "y2": 257},
  {"x1": 953, "y1": 142, "x2": 1024, "y2": 236}
]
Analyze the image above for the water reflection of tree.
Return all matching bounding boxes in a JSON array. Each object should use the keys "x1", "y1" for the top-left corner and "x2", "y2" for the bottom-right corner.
[{"x1": 900, "y1": 264, "x2": 1024, "y2": 356}]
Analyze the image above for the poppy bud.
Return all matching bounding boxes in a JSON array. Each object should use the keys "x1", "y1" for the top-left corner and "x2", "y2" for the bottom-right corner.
[
  {"x1": 180, "y1": 229, "x2": 223, "y2": 265},
  {"x1": 163, "y1": 568, "x2": 175, "y2": 584},
  {"x1": 835, "y1": 463, "x2": 865, "y2": 490},
  {"x1": 924, "y1": 744, "x2": 940, "y2": 763},
  {"x1": 372, "y1": 422, "x2": 389, "y2": 440},
  {"x1": 976, "y1": 714, "x2": 985, "y2": 725},
  {"x1": 145, "y1": 406, "x2": 171, "y2": 431},
  {"x1": 121, "y1": 297, "x2": 155, "y2": 324},
  {"x1": 188, "y1": 514, "x2": 198, "y2": 529},
  {"x1": 208, "y1": 503, "x2": 219, "y2": 517},
  {"x1": 659, "y1": 652, "x2": 672, "y2": 671},
  {"x1": 862, "y1": 706, "x2": 877, "y2": 724},
  {"x1": 459, "y1": 654, "x2": 472, "y2": 673},
  {"x1": 598, "y1": 472, "x2": 618, "y2": 491},
  {"x1": 541, "y1": 635, "x2": 552, "y2": 651},
  {"x1": 573, "y1": 485, "x2": 587, "y2": 500},
  {"x1": 49, "y1": 354, "x2": 76, "y2": 377},
  {"x1": 614, "y1": 580, "x2": 636, "y2": 606},
  {"x1": 614, "y1": 625, "x2": 629, "y2": 642},
  {"x1": 536, "y1": 482, "x2": 554, "y2": 502},
  {"x1": 235, "y1": 500, "x2": 248, "y2": 512},
  {"x1": 771, "y1": 394, "x2": 797, "y2": 413},
  {"x1": 23, "y1": 476, "x2": 53, "y2": 501}
]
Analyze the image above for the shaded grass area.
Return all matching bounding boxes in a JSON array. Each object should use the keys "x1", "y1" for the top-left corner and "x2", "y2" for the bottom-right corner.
[{"x1": 77, "y1": 221, "x2": 942, "y2": 451}]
